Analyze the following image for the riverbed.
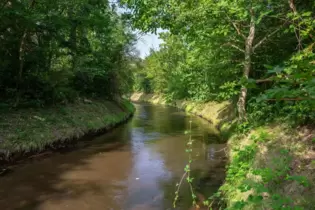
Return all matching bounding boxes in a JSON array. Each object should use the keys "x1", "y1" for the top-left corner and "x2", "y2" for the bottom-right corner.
[{"x1": 0, "y1": 103, "x2": 226, "y2": 210}]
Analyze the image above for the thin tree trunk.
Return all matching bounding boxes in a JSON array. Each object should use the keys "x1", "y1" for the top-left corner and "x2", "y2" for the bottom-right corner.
[
  {"x1": 237, "y1": 9, "x2": 255, "y2": 121},
  {"x1": 15, "y1": 31, "x2": 28, "y2": 107},
  {"x1": 288, "y1": 0, "x2": 302, "y2": 51},
  {"x1": 70, "y1": 24, "x2": 77, "y2": 70},
  {"x1": 69, "y1": 10, "x2": 78, "y2": 71},
  {"x1": 0, "y1": 0, "x2": 10, "y2": 11},
  {"x1": 14, "y1": 0, "x2": 36, "y2": 107}
]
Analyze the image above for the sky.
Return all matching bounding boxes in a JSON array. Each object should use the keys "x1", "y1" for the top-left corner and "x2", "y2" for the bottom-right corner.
[
  {"x1": 116, "y1": 6, "x2": 164, "y2": 59},
  {"x1": 135, "y1": 30, "x2": 164, "y2": 59}
]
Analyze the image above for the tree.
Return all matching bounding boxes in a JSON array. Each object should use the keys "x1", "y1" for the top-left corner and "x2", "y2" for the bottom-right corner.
[
  {"x1": 0, "y1": 0, "x2": 136, "y2": 107},
  {"x1": 122, "y1": 0, "x2": 314, "y2": 122}
]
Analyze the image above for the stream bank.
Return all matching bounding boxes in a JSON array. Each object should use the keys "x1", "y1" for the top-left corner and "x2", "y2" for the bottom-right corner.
[
  {"x1": 131, "y1": 92, "x2": 315, "y2": 209},
  {"x1": 0, "y1": 102, "x2": 226, "y2": 210},
  {"x1": 0, "y1": 98, "x2": 135, "y2": 164}
]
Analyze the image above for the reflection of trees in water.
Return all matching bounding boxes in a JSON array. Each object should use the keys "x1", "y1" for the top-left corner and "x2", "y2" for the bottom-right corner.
[
  {"x1": 132, "y1": 104, "x2": 222, "y2": 145},
  {"x1": 130, "y1": 104, "x2": 226, "y2": 209},
  {"x1": 132, "y1": 104, "x2": 219, "y2": 135},
  {"x1": 111, "y1": 104, "x2": 226, "y2": 209}
]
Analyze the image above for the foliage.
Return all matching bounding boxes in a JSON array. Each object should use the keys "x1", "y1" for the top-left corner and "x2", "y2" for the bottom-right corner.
[
  {"x1": 120, "y1": 0, "x2": 315, "y2": 209},
  {"x1": 0, "y1": 0, "x2": 136, "y2": 107},
  {"x1": 122, "y1": 0, "x2": 315, "y2": 123},
  {"x1": 219, "y1": 130, "x2": 310, "y2": 210}
]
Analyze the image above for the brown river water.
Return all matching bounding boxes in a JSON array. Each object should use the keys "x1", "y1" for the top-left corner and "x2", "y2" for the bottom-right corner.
[{"x1": 0, "y1": 103, "x2": 226, "y2": 210}]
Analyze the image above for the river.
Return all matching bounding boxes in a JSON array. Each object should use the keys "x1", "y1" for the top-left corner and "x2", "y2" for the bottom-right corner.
[{"x1": 0, "y1": 103, "x2": 226, "y2": 210}]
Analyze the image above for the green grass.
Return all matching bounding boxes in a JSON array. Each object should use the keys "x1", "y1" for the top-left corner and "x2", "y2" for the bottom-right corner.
[
  {"x1": 0, "y1": 99, "x2": 134, "y2": 157},
  {"x1": 220, "y1": 125, "x2": 315, "y2": 210}
]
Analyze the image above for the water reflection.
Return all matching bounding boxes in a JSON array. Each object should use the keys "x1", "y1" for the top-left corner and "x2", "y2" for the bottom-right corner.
[{"x1": 0, "y1": 103, "x2": 226, "y2": 210}]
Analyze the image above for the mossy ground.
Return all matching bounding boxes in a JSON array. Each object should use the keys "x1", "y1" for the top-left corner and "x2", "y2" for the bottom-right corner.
[{"x1": 0, "y1": 99, "x2": 134, "y2": 160}]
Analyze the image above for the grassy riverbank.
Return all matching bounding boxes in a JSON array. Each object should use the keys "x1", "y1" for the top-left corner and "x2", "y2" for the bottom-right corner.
[
  {"x1": 131, "y1": 92, "x2": 315, "y2": 209},
  {"x1": 0, "y1": 99, "x2": 135, "y2": 162},
  {"x1": 222, "y1": 124, "x2": 315, "y2": 209}
]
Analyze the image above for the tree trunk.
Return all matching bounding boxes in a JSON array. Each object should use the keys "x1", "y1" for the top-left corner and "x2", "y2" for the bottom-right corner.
[
  {"x1": 69, "y1": 10, "x2": 78, "y2": 71},
  {"x1": 288, "y1": 0, "x2": 302, "y2": 50},
  {"x1": 14, "y1": 0, "x2": 36, "y2": 107},
  {"x1": 14, "y1": 30, "x2": 28, "y2": 107},
  {"x1": 237, "y1": 9, "x2": 255, "y2": 121}
]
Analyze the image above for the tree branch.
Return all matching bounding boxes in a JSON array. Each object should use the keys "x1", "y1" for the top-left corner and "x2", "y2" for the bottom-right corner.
[
  {"x1": 288, "y1": 0, "x2": 302, "y2": 51},
  {"x1": 253, "y1": 27, "x2": 283, "y2": 51},
  {"x1": 266, "y1": 97, "x2": 315, "y2": 101},
  {"x1": 256, "y1": 77, "x2": 274, "y2": 83},
  {"x1": 0, "y1": 0, "x2": 10, "y2": 12},
  {"x1": 288, "y1": 0, "x2": 297, "y2": 13},
  {"x1": 225, "y1": 14, "x2": 246, "y2": 40},
  {"x1": 223, "y1": 42, "x2": 245, "y2": 53}
]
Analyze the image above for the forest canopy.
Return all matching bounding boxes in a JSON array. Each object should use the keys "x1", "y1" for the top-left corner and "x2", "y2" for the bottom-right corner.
[{"x1": 0, "y1": 0, "x2": 137, "y2": 107}]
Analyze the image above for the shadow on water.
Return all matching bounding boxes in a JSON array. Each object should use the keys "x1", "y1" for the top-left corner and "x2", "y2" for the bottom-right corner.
[{"x1": 0, "y1": 103, "x2": 226, "y2": 210}]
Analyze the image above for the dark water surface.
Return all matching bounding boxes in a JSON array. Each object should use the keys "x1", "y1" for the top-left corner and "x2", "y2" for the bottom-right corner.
[{"x1": 0, "y1": 103, "x2": 226, "y2": 210}]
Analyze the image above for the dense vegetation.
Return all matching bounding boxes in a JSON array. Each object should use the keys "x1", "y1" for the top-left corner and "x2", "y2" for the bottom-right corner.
[
  {"x1": 121, "y1": 1, "x2": 315, "y2": 209},
  {"x1": 123, "y1": 0, "x2": 315, "y2": 124},
  {"x1": 0, "y1": 0, "x2": 136, "y2": 108},
  {"x1": 1, "y1": 0, "x2": 314, "y2": 209}
]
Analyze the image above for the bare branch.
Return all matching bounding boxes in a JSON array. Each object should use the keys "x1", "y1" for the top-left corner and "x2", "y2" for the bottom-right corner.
[
  {"x1": 267, "y1": 97, "x2": 315, "y2": 101},
  {"x1": 0, "y1": 0, "x2": 10, "y2": 12},
  {"x1": 253, "y1": 27, "x2": 282, "y2": 51},
  {"x1": 225, "y1": 14, "x2": 246, "y2": 40},
  {"x1": 232, "y1": 21, "x2": 246, "y2": 40},
  {"x1": 288, "y1": 0, "x2": 302, "y2": 51},
  {"x1": 256, "y1": 77, "x2": 274, "y2": 83},
  {"x1": 223, "y1": 42, "x2": 245, "y2": 53}
]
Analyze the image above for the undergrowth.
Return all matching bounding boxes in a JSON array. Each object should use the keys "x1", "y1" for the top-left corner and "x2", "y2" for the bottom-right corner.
[
  {"x1": 175, "y1": 119, "x2": 314, "y2": 210},
  {"x1": 218, "y1": 125, "x2": 313, "y2": 210}
]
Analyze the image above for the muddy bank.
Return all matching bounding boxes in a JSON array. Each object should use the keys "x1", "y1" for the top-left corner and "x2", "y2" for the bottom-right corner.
[{"x1": 0, "y1": 99, "x2": 135, "y2": 165}]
